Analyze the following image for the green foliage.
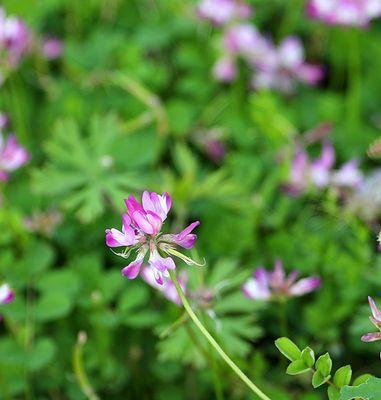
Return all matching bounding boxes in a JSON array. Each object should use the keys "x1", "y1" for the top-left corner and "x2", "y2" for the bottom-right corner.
[{"x1": 340, "y1": 377, "x2": 381, "y2": 400}]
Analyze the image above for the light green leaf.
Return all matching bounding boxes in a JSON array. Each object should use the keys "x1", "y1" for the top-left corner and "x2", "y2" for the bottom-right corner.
[
  {"x1": 312, "y1": 370, "x2": 331, "y2": 388},
  {"x1": 334, "y1": 366, "x2": 352, "y2": 388},
  {"x1": 301, "y1": 347, "x2": 315, "y2": 368},
  {"x1": 315, "y1": 353, "x2": 332, "y2": 377},
  {"x1": 275, "y1": 337, "x2": 302, "y2": 362},
  {"x1": 340, "y1": 376, "x2": 381, "y2": 400},
  {"x1": 286, "y1": 360, "x2": 310, "y2": 375}
]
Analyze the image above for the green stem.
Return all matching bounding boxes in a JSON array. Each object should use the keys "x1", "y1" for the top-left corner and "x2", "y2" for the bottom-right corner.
[
  {"x1": 72, "y1": 332, "x2": 100, "y2": 400},
  {"x1": 169, "y1": 270, "x2": 271, "y2": 400},
  {"x1": 160, "y1": 312, "x2": 189, "y2": 339},
  {"x1": 346, "y1": 28, "x2": 361, "y2": 134}
]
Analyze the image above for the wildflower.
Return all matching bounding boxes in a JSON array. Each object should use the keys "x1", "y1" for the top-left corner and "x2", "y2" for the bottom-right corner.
[
  {"x1": 308, "y1": 0, "x2": 381, "y2": 27},
  {"x1": 105, "y1": 191, "x2": 201, "y2": 284},
  {"x1": 212, "y1": 57, "x2": 236, "y2": 82},
  {"x1": 0, "y1": 7, "x2": 31, "y2": 67},
  {"x1": 0, "y1": 132, "x2": 29, "y2": 181},
  {"x1": 197, "y1": 0, "x2": 252, "y2": 25},
  {"x1": 242, "y1": 260, "x2": 321, "y2": 300},
  {"x1": 42, "y1": 37, "x2": 62, "y2": 60},
  {"x1": 0, "y1": 283, "x2": 14, "y2": 320},
  {"x1": 361, "y1": 297, "x2": 381, "y2": 357},
  {"x1": 141, "y1": 267, "x2": 186, "y2": 305},
  {"x1": 286, "y1": 141, "x2": 362, "y2": 195},
  {"x1": 0, "y1": 283, "x2": 13, "y2": 304}
]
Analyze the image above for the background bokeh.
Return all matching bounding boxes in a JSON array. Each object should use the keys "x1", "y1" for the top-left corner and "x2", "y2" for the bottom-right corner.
[{"x1": 1, "y1": 0, "x2": 381, "y2": 399}]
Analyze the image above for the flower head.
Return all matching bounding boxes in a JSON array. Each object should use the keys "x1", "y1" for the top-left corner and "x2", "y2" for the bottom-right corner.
[
  {"x1": 307, "y1": 0, "x2": 381, "y2": 27},
  {"x1": 0, "y1": 283, "x2": 13, "y2": 304},
  {"x1": 242, "y1": 259, "x2": 321, "y2": 301},
  {"x1": 197, "y1": 0, "x2": 253, "y2": 25},
  {"x1": 361, "y1": 296, "x2": 381, "y2": 358},
  {"x1": 42, "y1": 37, "x2": 63, "y2": 60},
  {"x1": 0, "y1": 132, "x2": 29, "y2": 181},
  {"x1": 106, "y1": 191, "x2": 202, "y2": 285}
]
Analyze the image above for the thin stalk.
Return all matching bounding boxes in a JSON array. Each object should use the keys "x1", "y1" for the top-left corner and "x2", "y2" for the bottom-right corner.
[
  {"x1": 72, "y1": 332, "x2": 100, "y2": 400},
  {"x1": 160, "y1": 312, "x2": 189, "y2": 339},
  {"x1": 346, "y1": 28, "x2": 361, "y2": 134},
  {"x1": 169, "y1": 270, "x2": 272, "y2": 400}
]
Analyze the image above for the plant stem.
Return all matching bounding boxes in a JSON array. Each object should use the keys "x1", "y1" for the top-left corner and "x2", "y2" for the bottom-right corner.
[
  {"x1": 160, "y1": 312, "x2": 189, "y2": 339},
  {"x1": 169, "y1": 270, "x2": 272, "y2": 400},
  {"x1": 72, "y1": 332, "x2": 100, "y2": 400}
]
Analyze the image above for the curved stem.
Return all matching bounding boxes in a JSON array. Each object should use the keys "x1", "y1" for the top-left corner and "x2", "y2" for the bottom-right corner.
[{"x1": 169, "y1": 270, "x2": 272, "y2": 400}]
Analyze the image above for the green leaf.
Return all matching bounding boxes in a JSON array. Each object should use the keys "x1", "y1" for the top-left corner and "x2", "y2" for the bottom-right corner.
[
  {"x1": 315, "y1": 353, "x2": 332, "y2": 377},
  {"x1": 353, "y1": 374, "x2": 373, "y2": 386},
  {"x1": 333, "y1": 366, "x2": 352, "y2": 388},
  {"x1": 301, "y1": 347, "x2": 315, "y2": 368},
  {"x1": 328, "y1": 386, "x2": 341, "y2": 400},
  {"x1": 26, "y1": 338, "x2": 56, "y2": 371},
  {"x1": 35, "y1": 292, "x2": 72, "y2": 322},
  {"x1": 340, "y1": 376, "x2": 381, "y2": 400},
  {"x1": 286, "y1": 360, "x2": 310, "y2": 375},
  {"x1": 312, "y1": 370, "x2": 331, "y2": 388},
  {"x1": 275, "y1": 337, "x2": 302, "y2": 362}
]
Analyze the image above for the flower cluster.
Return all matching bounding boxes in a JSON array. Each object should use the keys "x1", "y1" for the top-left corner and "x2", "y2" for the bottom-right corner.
[
  {"x1": 308, "y1": 0, "x2": 381, "y2": 27},
  {"x1": 0, "y1": 7, "x2": 62, "y2": 85},
  {"x1": 0, "y1": 119, "x2": 29, "y2": 182},
  {"x1": 0, "y1": 283, "x2": 14, "y2": 320},
  {"x1": 242, "y1": 260, "x2": 321, "y2": 300},
  {"x1": 198, "y1": 1, "x2": 323, "y2": 93},
  {"x1": 105, "y1": 191, "x2": 201, "y2": 285},
  {"x1": 286, "y1": 141, "x2": 363, "y2": 195},
  {"x1": 0, "y1": 7, "x2": 30, "y2": 70},
  {"x1": 361, "y1": 297, "x2": 381, "y2": 358}
]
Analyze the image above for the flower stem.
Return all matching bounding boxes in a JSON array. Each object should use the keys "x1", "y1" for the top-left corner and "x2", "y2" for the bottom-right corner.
[{"x1": 169, "y1": 270, "x2": 272, "y2": 400}]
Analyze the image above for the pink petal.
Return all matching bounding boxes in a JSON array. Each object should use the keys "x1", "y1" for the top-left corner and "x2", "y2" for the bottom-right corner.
[
  {"x1": 121, "y1": 254, "x2": 145, "y2": 279},
  {"x1": 242, "y1": 278, "x2": 271, "y2": 300},
  {"x1": 149, "y1": 248, "x2": 176, "y2": 272},
  {"x1": 361, "y1": 332, "x2": 381, "y2": 342},
  {"x1": 289, "y1": 277, "x2": 321, "y2": 296},
  {"x1": 368, "y1": 296, "x2": 381, "y2": 320}
]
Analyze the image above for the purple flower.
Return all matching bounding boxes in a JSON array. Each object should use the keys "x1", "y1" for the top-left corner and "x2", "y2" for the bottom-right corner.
[
  {"x1": 0, "y1": 132, "x2": 29, "y2": 181},
  {"x1": 106, "y1": 191, "x2": 202, "y2": 285},
  {"x1": 42, "y1": 37, "x2": 62, "y2": 60},
  {"x1": 361, "y1": 297, "x2": 381, "y2": 358},
  {"x1": 141, "y1": 267, "x2": 186, "y2": 305},
  {"x1": 331, "y1": 160, "x2": 363, "y2": 189},
  {"x1": 308, "y1": 0, "x2": 381, "y2": 27},
  {"x1": 242, "y1": 259, "x2": 321, "y2": 300}
]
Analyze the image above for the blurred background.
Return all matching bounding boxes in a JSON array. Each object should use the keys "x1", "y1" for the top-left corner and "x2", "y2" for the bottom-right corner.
[{"x1": 1, "y1": 0, "x2": 381, "y2": 399}]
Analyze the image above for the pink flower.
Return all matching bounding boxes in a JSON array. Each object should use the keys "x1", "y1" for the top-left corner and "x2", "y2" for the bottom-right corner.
[
  {"x1": 242, "y1": 260, "x2": 321, "y2": 300},
  {"x1": 106, "y1": 191, "x2": 201, "y2": 285},
  {"x1": 224, "y1": 24, "x2": 261, "y2": 54},
  {"x1": 0, "y1": 8, "x2": 31, "y2": 67},
  {"x1": 213, "y1": 57, "x2": 237, "y2": 82},
  {"x1": 308, "y1": 0, "x2": 381, "y2": 27},
  {"x1": 361, "y1": 297, "x2": 381, "y2": 358},
  {"x1": 0, "y1": 132, "x2": 29, "y2": 181},
  {"x1": 331, "y1": 160, "x2": 363, "y2": 189},
  {"x1": 197, "y1": 0, "x2": 253, "y2": 25},
  {"x1": 141, "y1": 267, "x2": 186, "y2": 305},
  {"x1": 42, "y1": 37, "x2": 62, "y2": 60},
  {"x1": 0, "y1": 283, "x2": 13, "y2": 304},
  {"x1": 0, "y1": 112, "x2": 8, "y2": 130}
]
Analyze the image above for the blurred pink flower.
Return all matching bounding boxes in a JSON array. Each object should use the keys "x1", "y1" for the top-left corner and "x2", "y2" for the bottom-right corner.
[
  {"x1": 197, "y1": 0, "x2": 253, "y2": 25},
  {"x1": 308, "y1": 0, "x2": 381, "y2": 27},
  {"x1": 106, "y1": 191, "x2": 201, "y2": 285},
  {"x1": 0, "y1": 112, "x2": 8, "y2": 130},
  {"x1": 213, "y1": 57, "x2": 236, "y2": 82},
  {"x1": 42, "y1": 37, "x2": 62, "y2": 60},
  {"x1": 242, "y1": 259, "x2": 321, "y2": 300},
  {"x1": 141, "y1": 267, "x2": 187, "y2": 306},
  {"x1": 0, "y1": 7, "x2": 31, "y2": 67},
  {"x1": 0, "y1": 132, "x2": 29, "y2": 181},
  {"x1": 0, "y1": 283, "x2": 13, "y2": 304},
  {"x1": 286, "y1": 141, "x2": 362, "y2": 194}
]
